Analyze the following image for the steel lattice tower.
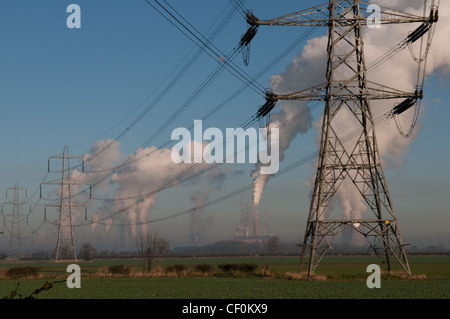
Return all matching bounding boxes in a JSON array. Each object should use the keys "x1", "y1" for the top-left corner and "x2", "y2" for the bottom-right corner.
[
  {"x1": 41, "y1": 146, "x2": 91, "y2": 261},
  {"x1": 1, "y1": 183, "x2": 28, "y2": 258},
  {"x1": 243, "y1": 0, "x2": 438, "y2": 278}
]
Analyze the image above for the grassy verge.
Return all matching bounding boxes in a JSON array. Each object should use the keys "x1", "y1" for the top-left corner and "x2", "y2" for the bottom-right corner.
[
  {"x1": 1, "y1": 255, "x2": 449, "y2": 299},
  {"x1": 1, "y1": 276, "x2": 449, "y2": 299}
]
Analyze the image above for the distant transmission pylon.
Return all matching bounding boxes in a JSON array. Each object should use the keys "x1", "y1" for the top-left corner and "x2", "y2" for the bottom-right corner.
[
  {"x1": 242, "y1": 0, "x2": 438, "y2": 278},
  {"x1": 41, "y1": 146, "x2": 91, "y2": 261},
  {"x1": 1, "y1": 183, "x2": 29, "y2": 258}
]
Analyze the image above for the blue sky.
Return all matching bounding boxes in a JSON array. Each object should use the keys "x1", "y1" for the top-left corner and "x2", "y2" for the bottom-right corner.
[{"x1": 0, "y1": 0, "x2": 449, "y2": 253}]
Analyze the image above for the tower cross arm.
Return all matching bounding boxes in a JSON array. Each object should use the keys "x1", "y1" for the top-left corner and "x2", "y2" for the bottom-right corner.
[
  {"x1": 247, "y1": 1, "x2": 435, "y2": 27},
  {"x1": 45, "y1": 201, "x2": 87, "y2": 209},
  {"x1": 271, "y1": 81, "x2": 422, "y2": 101}
]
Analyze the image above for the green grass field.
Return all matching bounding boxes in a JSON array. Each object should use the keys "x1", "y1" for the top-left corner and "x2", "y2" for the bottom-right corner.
[{"x1": 1, "y1": 255, "x2": 449, "y2": 299}]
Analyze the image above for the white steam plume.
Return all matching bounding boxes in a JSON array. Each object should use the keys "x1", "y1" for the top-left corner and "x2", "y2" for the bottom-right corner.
[
  {"x1": 109, "y1": 141, "x2": 207, "y2": 241},
  {"x1": 85, "y1": 137, "x2": 236, "y2": 247},
  {"x1": 77, "y1": 139, "x2": 124, "y2": 232},
  {"x1": 250, "y1": 36, "x2": 323, "y2": 210}
]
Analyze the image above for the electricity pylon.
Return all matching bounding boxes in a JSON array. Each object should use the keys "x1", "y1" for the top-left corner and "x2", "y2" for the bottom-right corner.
[
  {"x1": 244, "y1": 0, "x2": 438, "y2": 278},
  {"x1": 41, "y1": 146, "x2": 91, "y2": 261},
  {"x1": 1, "y1": 183, "x2": 29, "y2": 258}
]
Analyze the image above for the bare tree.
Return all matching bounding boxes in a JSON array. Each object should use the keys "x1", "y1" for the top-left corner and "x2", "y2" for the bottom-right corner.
[
  {"x1": 266, "y1": 236, "x2": 281, "y2": 255},
  {"x1": 135, "y1": 231, "x2": 170, "y2": 272},
  {"x1": 79, "y1": 242, "x2": 97, "y2": 261}
]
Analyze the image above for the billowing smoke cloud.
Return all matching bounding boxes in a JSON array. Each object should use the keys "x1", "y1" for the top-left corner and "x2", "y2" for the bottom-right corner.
[
  {"x1": 250, "y1": 100, "x2": 314, "y2": 236},
  {"x1": 84, "y1": 138, "x2": 236, "y2": 247},
  {"x1": 250, "y1": 36, "x2": 323, "y2": 220},
  {"x1": 109, "y1": 142, "x2": 209, "y2": 241},
  {"x1": 83, "y1": 139, "x2": 124, "y2": 190},
  {"x1": 80, "y1": 140, "x2": 200, "y2": 241},
  {"x1": 75, "y1": 139, "x2": 124, "y2": 232},
  {"x1": 364, "y1": 0, "x2": 449, "y2": 165},
  {"x1": 250, "y1": 0, "x2": 450, "y2": 244}
]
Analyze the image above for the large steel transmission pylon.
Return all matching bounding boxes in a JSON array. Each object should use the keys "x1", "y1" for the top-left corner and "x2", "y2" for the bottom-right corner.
[
  {"x1": 41, "y1": 146, "x2": 91, "y2": 261},
  {"x1": 242, "y1": 0, "x2": 438, "y2": 278},
  {"x1": 1, "y1": 183, "x2": 29, "y2": 258}
]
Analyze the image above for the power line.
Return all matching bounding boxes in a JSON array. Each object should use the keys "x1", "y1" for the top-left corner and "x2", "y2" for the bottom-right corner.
[
  {"x1": 65, "y1": 24, "x2": 320, "y2": 209},
  {"x1": 146, "y1": 0, "x2": 267, "y2": 94},
  {"x1": 74, "y1": 1, "x2": 243, "y2": 162}
]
